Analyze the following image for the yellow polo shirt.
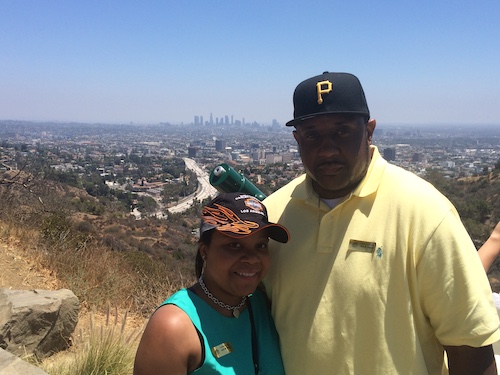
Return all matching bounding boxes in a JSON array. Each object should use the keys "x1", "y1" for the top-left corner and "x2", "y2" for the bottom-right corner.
[{"x1": 263, "y1": 146, "x2": 500, "y2": 374}]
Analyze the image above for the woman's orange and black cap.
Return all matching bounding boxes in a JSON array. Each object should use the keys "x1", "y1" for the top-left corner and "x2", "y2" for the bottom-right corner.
[{"x1": 200, "y1": 192, "x2": 289, "y2": 243}]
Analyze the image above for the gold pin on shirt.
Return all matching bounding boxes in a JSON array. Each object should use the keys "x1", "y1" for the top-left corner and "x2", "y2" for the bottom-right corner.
[
  {"x1": 211, "y1": 342, "x2": 233, "y2": 358},
  {"x1": 348, "y1": 239, "x2": 376, "y2": 253}
]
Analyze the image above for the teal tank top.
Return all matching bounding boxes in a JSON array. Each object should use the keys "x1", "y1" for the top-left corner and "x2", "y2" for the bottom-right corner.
[{"x1": 161, "y1": 288, "x2": 284, "y2": 375}]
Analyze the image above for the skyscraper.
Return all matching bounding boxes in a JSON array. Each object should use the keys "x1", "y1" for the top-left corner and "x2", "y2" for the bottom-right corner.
[
  {"x1": 383, "y1": 148, "x2": 396, "y2": 161},
  {"x1": 215, "y1": 139, "x2": 226, "y2": 151}
]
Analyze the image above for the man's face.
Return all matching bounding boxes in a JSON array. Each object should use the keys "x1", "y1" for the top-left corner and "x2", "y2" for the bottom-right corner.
[{"x1": 293, "y1": 114, "x2": 376, "y2": 199}]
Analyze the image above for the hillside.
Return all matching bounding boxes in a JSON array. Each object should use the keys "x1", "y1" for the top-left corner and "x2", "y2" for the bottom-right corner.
[
  {"x1": 0, "y1": 168, "x2": 201, "y2": 317},
  {"x1": 1, "y1": 166, "x2": 500, "y2": 315},
  {"x1": 423, "y1": 171, "x2": 500, "y2": 290}
]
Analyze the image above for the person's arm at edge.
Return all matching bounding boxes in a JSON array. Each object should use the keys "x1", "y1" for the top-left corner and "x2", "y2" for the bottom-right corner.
[
  {"x1": 444, "y1": 345, "x2": 497, "y2": 375},
  {"x1": 133, "y1": 304, "x2": 202, "y2": 375},
  {"x1": 478, "y1": 221, "x2": 500, "y2": 272}
]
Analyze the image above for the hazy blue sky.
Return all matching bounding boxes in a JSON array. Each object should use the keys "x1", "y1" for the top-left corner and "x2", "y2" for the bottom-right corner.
[{"x1": 1, "y1": 1, "x2": 499, "y2": 126}]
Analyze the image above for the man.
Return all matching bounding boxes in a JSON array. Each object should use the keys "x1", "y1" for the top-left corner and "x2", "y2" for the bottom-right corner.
[{"x1": 263, "y1": 71, "x2": 500, "y2": 374}]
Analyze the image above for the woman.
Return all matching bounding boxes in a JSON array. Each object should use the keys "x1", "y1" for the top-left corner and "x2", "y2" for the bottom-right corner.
[
  {"x1": 478, "y1": 221, "x2": 500, "y2": 272},
  {"x1": 478, "y1": 221, "x2": 500, "y2": 314},
  {"x1": 133, "y1": 192, "x2": 289, "y2": 375}
]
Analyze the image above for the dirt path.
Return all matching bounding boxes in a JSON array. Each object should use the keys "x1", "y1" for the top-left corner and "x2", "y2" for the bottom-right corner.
[{"x1": 0, "y1": 240, "x2": 58, "y2": 290}]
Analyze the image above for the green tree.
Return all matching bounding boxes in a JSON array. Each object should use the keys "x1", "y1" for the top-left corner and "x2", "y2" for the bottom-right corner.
[{"x1": 137, "y1": 195, "x2": 158, "y2": 214}]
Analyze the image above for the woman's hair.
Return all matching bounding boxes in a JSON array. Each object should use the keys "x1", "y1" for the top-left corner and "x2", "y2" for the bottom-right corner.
[{"x1": 195, "y1": 229, "x2": 214, "y2": 278}]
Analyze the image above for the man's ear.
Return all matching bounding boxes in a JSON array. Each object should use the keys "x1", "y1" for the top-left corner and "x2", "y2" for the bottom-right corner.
[{"x1": 366, "y1": 119, "x2": 376, "y2": 145}]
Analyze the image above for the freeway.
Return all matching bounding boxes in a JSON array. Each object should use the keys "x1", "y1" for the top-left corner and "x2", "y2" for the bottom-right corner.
[{"x1": 167, "y1": 158, "x2": 219, "y2": 214}]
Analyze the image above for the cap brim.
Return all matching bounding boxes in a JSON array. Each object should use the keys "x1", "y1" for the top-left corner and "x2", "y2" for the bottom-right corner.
[
  {"x1": 286, "y1": 111, "x2": 370, "y2": 126},
  {"x1": 286, "y1": 115, "x2": 315, "y2": 127},
  {"x1": 265, "y1": 224, "x2": 289, "y2": 243},
  {"x1": 215, "y1": 224, "x2": 289, "y2": 244}
]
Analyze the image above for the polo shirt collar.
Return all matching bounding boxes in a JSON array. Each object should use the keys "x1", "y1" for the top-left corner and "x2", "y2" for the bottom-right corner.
[{"x1": 352, "y1": 146, "x2": 386, "y2": 198}]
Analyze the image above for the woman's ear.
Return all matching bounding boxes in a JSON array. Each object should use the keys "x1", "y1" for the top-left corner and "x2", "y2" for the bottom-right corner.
[{"x1": 199, "y1": 242, "x2": 208, "y2": 260}]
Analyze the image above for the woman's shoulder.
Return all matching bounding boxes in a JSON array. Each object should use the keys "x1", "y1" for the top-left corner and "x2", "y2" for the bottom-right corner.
[
  {"x1": 149, "y1": 303, "x2": 195, "y2": 338},
  {"x1": 134, "y1": 303, "x2": 202, "y2": 374},
  {"x1": 160, "y1": 288, "x2": 190, "y2": 306},
  {"x1": 149, "y1": 289, "x2": 202, "y2": 348}
]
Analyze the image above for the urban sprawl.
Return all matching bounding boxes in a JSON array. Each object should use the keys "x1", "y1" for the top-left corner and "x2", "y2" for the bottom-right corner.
[{"x1": 1, "y1": 120, "x2": 499, "y2": 215}]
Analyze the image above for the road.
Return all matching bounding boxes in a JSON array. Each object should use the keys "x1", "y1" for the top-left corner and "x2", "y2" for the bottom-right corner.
[{"x1": 166, "y1": 158, "x2": 219, "y2": 214}]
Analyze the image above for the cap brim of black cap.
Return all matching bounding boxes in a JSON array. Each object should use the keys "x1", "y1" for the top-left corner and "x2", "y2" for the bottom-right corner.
[
  {"x1": 266, "y1": 224, "x2": 289, "y2": 243},
  {"x1": 286, "y1": 115, "x2": 317, "y2": 127},
  {"x1": 286, "y1": 111, "x2": 370, "y2": 126}
]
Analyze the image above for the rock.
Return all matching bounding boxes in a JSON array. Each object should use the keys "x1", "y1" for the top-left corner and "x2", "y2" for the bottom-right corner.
[
  {"x1": 0, "y1": 348, "x2": 49, "y2": 375},
  {"x1": 0, "y1": 288, "x2": 79, "y2": 359}
]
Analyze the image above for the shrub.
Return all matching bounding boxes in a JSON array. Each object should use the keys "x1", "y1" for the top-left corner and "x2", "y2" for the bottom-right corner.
[{"x1": 42, "y1": 306, "x2": 143, "y2": 375}]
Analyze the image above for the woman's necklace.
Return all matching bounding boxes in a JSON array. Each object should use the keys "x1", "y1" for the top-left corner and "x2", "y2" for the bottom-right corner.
[{"x1": 198, "y1": 275, "x2": 247, "y2": 318}]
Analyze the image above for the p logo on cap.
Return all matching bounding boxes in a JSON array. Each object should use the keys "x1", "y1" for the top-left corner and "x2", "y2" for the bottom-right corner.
[{"x1": 316, "y1": 80, "x2": 332, "y2": 104}]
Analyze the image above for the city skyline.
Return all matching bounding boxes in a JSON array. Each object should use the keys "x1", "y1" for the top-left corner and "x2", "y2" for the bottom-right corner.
[
  {"x1": 1, "y1": 120, "x2": 498, "y2": 184},
  {"x1": 1, "y1": 1, "x2": 500, "y2": 126}
]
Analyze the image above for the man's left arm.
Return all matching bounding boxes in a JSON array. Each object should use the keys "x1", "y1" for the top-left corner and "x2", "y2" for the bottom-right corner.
[{"x1": 444, "y1": 345, "x2": 497, "y2": 375}]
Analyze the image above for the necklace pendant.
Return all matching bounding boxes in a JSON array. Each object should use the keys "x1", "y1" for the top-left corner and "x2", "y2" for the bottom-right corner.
[{"x1": 233, "y1": 309, "x2": 240, "y2": 318}]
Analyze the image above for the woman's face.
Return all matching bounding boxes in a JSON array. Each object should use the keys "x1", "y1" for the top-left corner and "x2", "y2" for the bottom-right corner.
[{"x1": 200, "y1": 230, "x2": 271, "y2": 305}]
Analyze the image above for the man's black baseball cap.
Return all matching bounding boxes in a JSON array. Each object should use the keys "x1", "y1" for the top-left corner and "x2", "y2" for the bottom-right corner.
[{"x1": 286, "y1": 71, "x2": 370, "y2": 126}]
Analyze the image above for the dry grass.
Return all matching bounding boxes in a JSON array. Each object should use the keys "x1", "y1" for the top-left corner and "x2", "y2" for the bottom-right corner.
[
  {"x1": 0, "y1": 218, "x2": 194, "y2": 315},
  {"x1": 0, "y1": 218, "x2": 192, "y2": 374},
  {"x1": 0, "y1": 178, "x2": 198, "y2": 372},
  {"x1": 40, "y1": 305, "x2": 145, "y2": 375}
]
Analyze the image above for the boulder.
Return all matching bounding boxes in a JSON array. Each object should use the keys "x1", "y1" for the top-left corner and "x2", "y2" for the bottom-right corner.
[
  {"x1": 0, "y1": 348, "x2": 49, "y2": 375},
  {"x1": 0, "y1": 288, "x2": 79, "y2": 359}
]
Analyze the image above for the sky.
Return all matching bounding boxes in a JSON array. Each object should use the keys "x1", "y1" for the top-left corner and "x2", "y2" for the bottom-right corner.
[{"x1": 1, "y1": 1, "x2": 500, "y2": 126}]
